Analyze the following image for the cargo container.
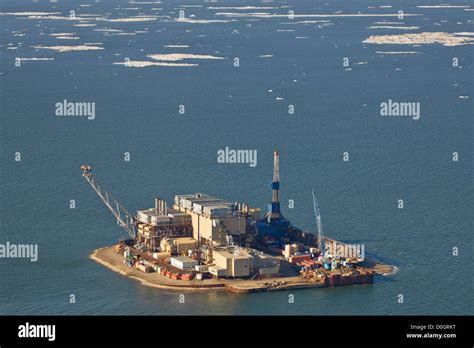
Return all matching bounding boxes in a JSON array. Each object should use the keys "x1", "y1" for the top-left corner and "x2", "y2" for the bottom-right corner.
[
  {"x1": 170, "y1": 256, "x2": 198, "y2": 270},
  {"x1": 194, "y1": 265, "x2": 209, "y2": 273},
  {"x1": 180, "y1": 199, "x2": 193, "y2": 210},
  {"x1": 152, "y1": 251, "x2": 171, "y2": 260},
  {"x1": 208, "y1": 265, "x2": 227, "y2": 278},
  {"x1": 137, "y1": 264, "x2": 152, "y2": 273},
  {"x1": 202, "y1": 205, "x2": 230, "y2": 218},
  {"x1": 192, "y1": 203, "x2": 204, "y2": 214},
  {"x1": 181, "y1": 273, "x2": 194, "y2": 281},
  {"x1": 151, "y1": 215, "x2": 171, "y2": 225},
  {"x1": 289, "y1": 254, "x2": 311, "y2": 264}
]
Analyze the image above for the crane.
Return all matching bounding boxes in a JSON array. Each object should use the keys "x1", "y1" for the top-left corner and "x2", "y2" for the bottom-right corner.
[
  {"x1": 312, "y1": 189, "x2": 325, "y2": 258},
  {"x1": 80, "y1": 165, "x2": 137, "y2": 240}
]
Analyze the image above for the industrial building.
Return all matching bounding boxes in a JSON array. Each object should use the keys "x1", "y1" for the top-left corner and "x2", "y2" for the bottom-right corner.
[
  {"x1": 136, "y1": 198, "x2": 193, "y2": 251},
  {"x1": 170, "y1": 256, "x2": 198, "y2": 271},
  {"x1": 209, "y1": 247, "x2": 280, "y2": 279},
  {"x1": 174, "y1": 193, "x2": 249, "y2": 244},
  {"x1": 160, "y1": 237, "x2": 196, "y2": 255},
  {"x1": 213, "y1": 249, "x2": 252, "y2": 278}
]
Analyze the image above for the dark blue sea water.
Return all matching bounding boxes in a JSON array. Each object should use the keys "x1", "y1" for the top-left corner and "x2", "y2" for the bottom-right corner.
[{"x1": 0, "y1": 0, "x2": 472, "y2": 315}]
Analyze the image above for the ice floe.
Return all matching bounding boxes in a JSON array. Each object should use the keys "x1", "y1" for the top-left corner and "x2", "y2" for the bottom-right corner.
[
  {"x1": 175, "y1": 18, "x2": 235, "y2": 23},
  {"x1": 375, "y1": 51, "x2": 421, "y2": 54},
  {"x1": 18, "y1": 57, "x2": 54, "y2": 61},
  {"x1": 207, "y1": 6, "x2": 279, "y2": 10},
  {"x1": 417, "y1": 5, "x2": 470, "y2": 8},
  {"x1": 1, "y1": 12, "x2": 60, "y2": 16},
  {"x1": 215, "y1": 12, "x2": 422, "y2": 18},
  {"x1": 147, "y1": 53, "x2": 223, "y2": 61},
  {"x1": 114, "y1": 60, "x2": 197, "y2": 67},
  {"x1": 368, "y1": 26, "x2": 419, "y2": 30},
  {"x1": 32, "y1": 44, "x2": 104, "y2": 52},
  {"x1": 100, "y1": 16, "x2": 157, "y2": 22},
  {"x1": 364, "y1": 32, "x2": 474, "y2": 46}
]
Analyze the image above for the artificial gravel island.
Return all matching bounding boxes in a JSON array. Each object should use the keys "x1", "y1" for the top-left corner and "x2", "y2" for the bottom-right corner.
[{"x1": 83, "y1": 151, "x2": 395, "y2": 294}]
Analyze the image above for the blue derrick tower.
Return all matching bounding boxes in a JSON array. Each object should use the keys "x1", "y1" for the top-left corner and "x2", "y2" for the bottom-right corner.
[{"x1": 257, "y1": 150, "x2": 290, "y2": 237}]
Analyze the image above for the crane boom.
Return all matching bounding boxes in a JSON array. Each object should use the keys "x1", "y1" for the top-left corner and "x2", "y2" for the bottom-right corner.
[
  {"x1": 80, "y1": 165, "x2": 137, "y2": 240},
  {"x1": 312, "y1": 189, "x2": 325, "y2": 256}
]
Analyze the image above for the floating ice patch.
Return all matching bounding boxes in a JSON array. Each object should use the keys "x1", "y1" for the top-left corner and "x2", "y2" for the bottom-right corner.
[
  {"x1": 417, "y1": 5, "x2": 470, "y2": 8},
  {"x1": 1, "y1": 12, "x2": 61, "y2": 16},
  {"x1": 100, "y1": 16, "x2": 157, "y2": 22},
  {"x1": 18, "y1": 57, "x2": 54, "y2": 61},
  {"x1": 74, "y1": 23, "x2": 96, "y2": 27},
  {"x1": 55, "y1": 36, "x2": 80, "y2": 40},
  {"x1": 368, "y1": 26, "x2": 419, "y2": 30},
  {"x1": 50, "y1": 33, "x2": 80, "y2": 40},
  {"x1": 165, "y1": 45, "x2": 190, "y2": 48},
  {"x1": 375, "y1": 51, "x2": 421, "y2": 54},
  {"x1": 373, "y1": 21, "x2": 405, "y2": 25},
  {"x1": 114, "y1": 60, "x2": 197, "y2": 67},
  {"x1": 364, "y1": 32, "x2": 474, "y2": 46},
  {"x1": 32, "y1": 44, "x2": 104, "y2": 52},
  {"x1": 50, "y1": 32, "x2": 76, "y2": 36},
  {"x1": 455, "y1": 32, "x2": 474, "y2": 36},
  {"x1": 215, "y1": 12, "x2": 422, "y2": 18},
  {"x1": 294, "y1": 20, "x2": 331, "y2": 24},
  {"x1": 207, "y1": 6, "x2": 278, "y2": 10},
  {"x1": 26, "y1": 14, "x2": 101, "y2": 21},
  {"x1": 147, "y1": 53, "x2": 223, "y2": 61},
  {"x1": 175, "y1": 18, "x2": 235, "y2": 23}
]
